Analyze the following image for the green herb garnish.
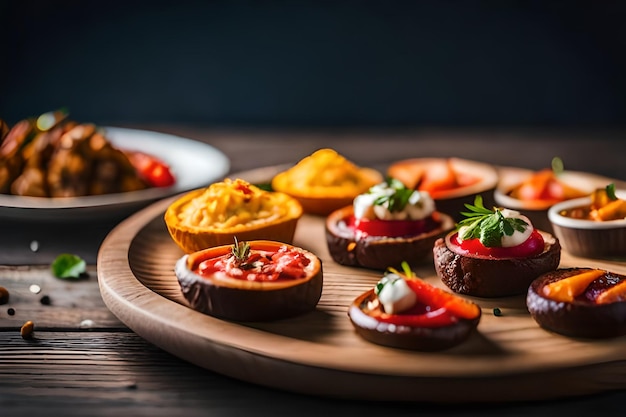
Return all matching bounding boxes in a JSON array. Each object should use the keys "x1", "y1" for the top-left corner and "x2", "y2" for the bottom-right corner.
[
  {"x1": 457, "y1": 195, "x2": 529, "y2": 247},
  {"x1": 231, "y1": 237, "x2": 251, "y2": 267},
  {"x1": 606, "y1": 183, "x2": 617, "y2": 200},
  {"x1": 51, "y1": 253, "x2": 86, "y2": 279},
  {"x1": 551, "y1": 156, "x2": 564, "y2": 176},
  {"x1": 493, "y1": 307, "x2": 503, "y2": 317},
  {"x1": 372, "y1": 178, "x2": 414, "y2": 212}
]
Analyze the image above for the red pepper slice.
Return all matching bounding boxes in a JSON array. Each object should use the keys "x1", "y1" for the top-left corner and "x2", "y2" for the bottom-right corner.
[{"x1": 370, "y1": 276, "x2": 481, "y2": 327}]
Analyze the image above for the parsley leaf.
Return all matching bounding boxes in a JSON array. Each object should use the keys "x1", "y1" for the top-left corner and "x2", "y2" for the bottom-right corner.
[
  {"x1": 51, "y1": 253, "x2": 86, "y2": 279},
  {"x1": 372, "y1": 178, "x2": 414, "y2": 212},
  {"x1": 457, "y1": 195, "x2": 529, "y2": 247}
]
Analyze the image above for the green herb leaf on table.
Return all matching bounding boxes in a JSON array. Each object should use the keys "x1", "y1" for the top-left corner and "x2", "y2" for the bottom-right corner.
[
  {"x1": 51, "y1": 253, "x2": 86, "y2": 279},
  {"x1": 457, "y1": 195, "x2": 529, "y2": 248}
]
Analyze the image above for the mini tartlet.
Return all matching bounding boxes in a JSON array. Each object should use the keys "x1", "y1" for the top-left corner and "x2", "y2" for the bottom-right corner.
[
  {"x1": 271, "y1": 148, "x2": 383, "y2": 216},
  {"x1": 348, "y1": 263, "x2": 482, "y2": 351},
  {"x1": 326, "y1": 178, "x2": 455, "y2": 270},
  {"x1": 548, "y1": 184, "x2": 626, "y2": 259},
  {"x1": 494, "y1": 158, "x2": 592, "y2": 233},
  {"x1": 175, "y1": 239, "x2": 323, "y2": 321},
  {"x1": 386, "y1": 157, "x2": 499, "y2": 222},
  {"x1": 165, "y1": 178, "x2": 302, "y2": 253},
  {"x1": 434, "y1": 196, "x2": 561, "y2": 297},
  {"x1": 527, "y1": 267, "x2": 626, "y2": 338}
]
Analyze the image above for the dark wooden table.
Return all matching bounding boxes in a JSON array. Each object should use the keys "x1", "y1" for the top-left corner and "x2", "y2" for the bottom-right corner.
[{"x1": 1, "y1": 126, "x2": 625, "y2": 416}]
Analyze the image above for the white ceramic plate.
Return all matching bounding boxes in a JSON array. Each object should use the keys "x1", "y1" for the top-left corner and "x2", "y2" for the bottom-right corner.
[{"x1": 0, "y1": 127, "x2": 230, "y2": 222}]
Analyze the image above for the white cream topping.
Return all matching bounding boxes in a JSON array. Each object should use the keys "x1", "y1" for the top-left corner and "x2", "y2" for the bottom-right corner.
[
  {"x1": 375, "y1": 273, "x2": 417, "y2": 314},
  {"x1": 353, "y1": 181, "x2": 435, "y2": 221},
  {"x1": 458, "y1": 207, "x2": 533, "y2": 248}
]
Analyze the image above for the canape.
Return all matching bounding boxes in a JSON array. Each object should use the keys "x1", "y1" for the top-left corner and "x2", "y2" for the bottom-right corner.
[
  {"x1": 386, "y1": 157, "x2": 499, "y2": 222},
  {"x1": 494, "y1": 157, "x2": 591, "y2": 233},
  {"x1": 433, "y1": 195, "x2": 561, "y2": 297},
  {"x1": 326, "y1": 178, "x2": 455, "y2": 270},
  {"x1": 165, "y1": 178, "x2": 303, "y2": 253},
  {"x1": 548, "y1": 183, "x2": 626, "y2": 259},
  {"x1": 527, "y1": 267, "x2": 626, "y2": 338},
  {"x1": 271, "y1": 148, "x2": 383, "y2": 216},
  {"x1": 175, "y1": 239, "x2": 323, "y2": 321},
  {"x1": 348, "y1": 262, "x2": 482, "y2": 351}
]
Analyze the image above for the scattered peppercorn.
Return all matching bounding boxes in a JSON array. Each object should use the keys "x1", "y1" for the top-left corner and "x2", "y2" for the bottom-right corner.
[
  {"x1": 0, "y1": 286, "x2": 9, "y2": 304},
  {"x1": 7, "y1": 308, "x2": 15, "y2": 316},
  {"x1": 40, "y1": 295, "x2": 51, "y2": 305},
  {"x1": 20, "y1": 320, "x2": 34, "y2": 339},
  {"x1": 493, "y1": 307, "x2": 502, "y2": 316}
]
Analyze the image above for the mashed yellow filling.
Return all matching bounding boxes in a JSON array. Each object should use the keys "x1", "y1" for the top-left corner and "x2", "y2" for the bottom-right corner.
[
  {"x1": 279, "y1": 148, "x2": 369, "y2": 194},
  {"x1": 177, "y1": 178, "x2": 291, "y2": 229}
]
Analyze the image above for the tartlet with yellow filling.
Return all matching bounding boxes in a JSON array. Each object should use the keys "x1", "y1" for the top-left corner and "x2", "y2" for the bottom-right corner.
[
  {"x1": 165, "y1": 178, "x2": 303, "y2": 253},
  {"x1": 271, "y1": 148, "x2": 383, "y2": 216}
]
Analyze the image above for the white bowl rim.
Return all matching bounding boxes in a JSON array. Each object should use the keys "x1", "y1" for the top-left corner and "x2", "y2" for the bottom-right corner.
[{"x1": 548, "y1": 190, "x2": 626, "y2": 230}]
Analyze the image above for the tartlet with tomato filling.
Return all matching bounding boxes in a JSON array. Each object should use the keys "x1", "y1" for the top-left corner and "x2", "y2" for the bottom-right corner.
[
  {"x1": 386, "y1": 157, "x2": 499, "y2": 222},
  {"x1": 494, "y1": 157, "x2": 590, "y2": 232},
  {"x1": 271, "y1": 148, "x2": 383, "y2": 216},
  {"x1": 348, "y1": 263, "x2": 482, "y2": 351},
  {"x1": 175, "y1": 239, "x2": 323, "y2": 321},
  {"x1": 527, "y1": 267, "x2": 626, "y2": 338},
  {"x1": 326, "y1": 178, "x2": 455, "y2": 271},
  {"x1": 433, "y1": 195, "x2": 561, "y2": 297},
  {"x1": 165, "y1": 178, "x2": 303, "y2": 253}
]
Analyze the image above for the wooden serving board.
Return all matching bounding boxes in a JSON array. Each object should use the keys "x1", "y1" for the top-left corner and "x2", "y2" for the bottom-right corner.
[{"x1": 97, "y1": 167, "x2": 626, "y2": 403}]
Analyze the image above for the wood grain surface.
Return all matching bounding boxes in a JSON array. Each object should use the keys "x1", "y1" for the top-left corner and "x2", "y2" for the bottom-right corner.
[{"x1": 97, "y1": 166, "x2": 626, "y2": 403}]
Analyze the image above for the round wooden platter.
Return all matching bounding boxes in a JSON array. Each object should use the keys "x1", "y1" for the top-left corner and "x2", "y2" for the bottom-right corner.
[{"x1": 97, "y1": 166, "x2": 626, "y2": 403}]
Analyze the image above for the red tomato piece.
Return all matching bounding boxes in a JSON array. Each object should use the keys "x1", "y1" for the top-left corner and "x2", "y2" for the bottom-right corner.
[
  {"x1": 127, "y1": 151, "x2": 176, "y2": 187},
  {"x1": 451, "y1": 230, "x2": 545, "y2": 258},
  {"x1": 349, "y1": 216, "x2": 437, "y2": 237}
]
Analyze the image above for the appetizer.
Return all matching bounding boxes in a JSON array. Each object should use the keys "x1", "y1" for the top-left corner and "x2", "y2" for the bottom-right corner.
[
  {"x1": 175, "y1": 239, "x2": 323, "y2": 321},
  {"x1": 558, "y1": 183, "x2": 626, "y2": 221},
  {"x1": 348, "y1": 262, "x2": 482, "y2": 351},
  {"x1": 503, "y1": 157, "x2": 587, "y2": 206},
  {"x1": 0, "y1": 109, "x2": 175, "y2": 197},
  {"x1": 386, "y1": 157, "x2": 499, "y2": 222},
  {"x1": 271, "y1": 148, "x2": 383, "y2": 215},
  {"x1": 326, "y1": 178, "x2": 455, "y2": 270},
  {"x1": 548, "y1": 183, "x2": 626, "y2": 259},
  {"x1": 527, "y1": 267, "x2": 626, "y2": 338},
  {"x1": 165, "y1": 178, "x2": 303, "y2": 253},
  {"x1": 433, "y1": 195, "x2": 561, "y2": 297}
]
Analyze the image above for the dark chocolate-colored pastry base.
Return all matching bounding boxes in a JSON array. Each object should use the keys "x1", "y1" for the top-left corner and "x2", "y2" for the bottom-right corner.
[
  {"x1": 527, "y1": 268, "x2": 626, "y2": 338},
  {"x1": 175, "y1": 243, "x2": 323, "y2": 322},
  {"x1": 326, "y1": 206, "x2": 455, "y2": 271},
  {"x1": 348, "y1": 289, "x2": 481, "y2": 351},
  {"x1": 433, "y1": 230, "x2": 561, "y2": 297}
]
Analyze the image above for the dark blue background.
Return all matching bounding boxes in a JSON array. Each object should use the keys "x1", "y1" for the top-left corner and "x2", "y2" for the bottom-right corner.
[{"x1": 2, "y1": 0, "x2": 626, "y2": 128}]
